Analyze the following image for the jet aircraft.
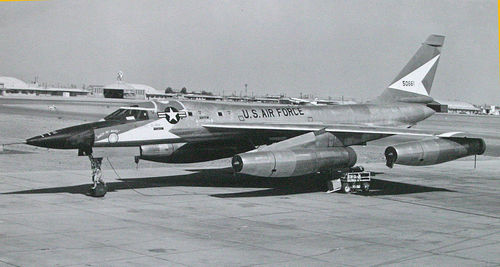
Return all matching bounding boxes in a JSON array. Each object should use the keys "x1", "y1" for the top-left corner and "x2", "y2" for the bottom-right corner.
[{"x1": 25, "y1": 35, "x2": 485, "y2": 197}]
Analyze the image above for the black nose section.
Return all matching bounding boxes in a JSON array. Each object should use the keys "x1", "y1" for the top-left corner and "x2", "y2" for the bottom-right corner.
[{"x1": 26, "y1": 127, "x2": 95, "y2": 149}]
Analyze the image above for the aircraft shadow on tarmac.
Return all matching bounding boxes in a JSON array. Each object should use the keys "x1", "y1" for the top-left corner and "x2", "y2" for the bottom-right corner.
[
  {"x1": 3, "y1": 169, "x2": 453, "y2": 197},
  {"x1": 0, "y1": 149, "x2": 34, "y2": 155}
]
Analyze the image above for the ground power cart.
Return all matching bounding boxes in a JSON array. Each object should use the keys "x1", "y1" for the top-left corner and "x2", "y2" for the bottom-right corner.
[{"x1": 327, "y1": 167, "x2": 371, "y2": 193}]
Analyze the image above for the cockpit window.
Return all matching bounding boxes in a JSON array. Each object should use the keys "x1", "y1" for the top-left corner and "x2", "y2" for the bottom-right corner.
[{"x1": 104, "y1": 108, "x2": 150, "y2": 121}]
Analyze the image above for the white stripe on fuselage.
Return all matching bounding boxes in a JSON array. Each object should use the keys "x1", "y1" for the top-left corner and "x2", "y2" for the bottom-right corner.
[{"x1": 95, "y1": 119, "x2": 179, "y2": 144}]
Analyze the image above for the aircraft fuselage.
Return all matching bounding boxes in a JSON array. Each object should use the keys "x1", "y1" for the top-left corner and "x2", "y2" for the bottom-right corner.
[
  {"x1": 91, "y1": 100, "x2": 434, "y2": 148},
  {"x1": 26, "y1": 100, "x2": 435, "y2": 157}
]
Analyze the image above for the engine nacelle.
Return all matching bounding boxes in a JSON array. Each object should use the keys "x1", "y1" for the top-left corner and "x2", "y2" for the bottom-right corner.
[
  {"x1": 232, "y1": 147, "x2": 357, "y2": 177},
  {"x1": 384, "y1": 138, "x2": 485, "y2": 168},
  {"x1": 140, "y1": 143, "x2": 183, "y2": 157}
]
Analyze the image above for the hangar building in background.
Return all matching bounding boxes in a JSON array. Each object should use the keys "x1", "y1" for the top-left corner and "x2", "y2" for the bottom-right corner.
[
  {"x1": 436, "y1": 100, "x2": 481, "y2": 115},
  {"x1": 0, "y1": 76, "x2": 89, "y2": 97},
  {"x1": 91, "y1": 72, "x2": 162, "y2": 100}
]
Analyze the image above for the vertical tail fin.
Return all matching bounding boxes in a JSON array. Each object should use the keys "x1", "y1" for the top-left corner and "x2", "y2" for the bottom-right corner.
[{"x1": 377, "y1": 34, "x2": 445, "y2": 103}]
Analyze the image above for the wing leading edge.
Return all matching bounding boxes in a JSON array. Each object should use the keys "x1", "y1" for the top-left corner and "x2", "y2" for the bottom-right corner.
[{"x1": 202, "y1": 122, "x2": 469, "y2": 139}]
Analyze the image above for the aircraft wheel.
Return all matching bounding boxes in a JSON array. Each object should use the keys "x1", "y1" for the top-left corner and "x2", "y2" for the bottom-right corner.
[
  {"x1": 343, "y1": 183, "x2": 351, "y2": 193},
  {"x1": 89, "y1": 183, "x2": 107, "y2": 197},
  {"x1": 362, "y1": 182, "x2": 370, "y2": 192}
]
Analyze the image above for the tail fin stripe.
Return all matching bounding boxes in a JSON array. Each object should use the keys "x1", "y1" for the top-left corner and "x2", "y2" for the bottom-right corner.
[
  {"x1": 388, "y1": 54, "x2": 440, "y2": 96},
  {"x1": 376, "y1": 34, "x2": 444, "y2": 103}
]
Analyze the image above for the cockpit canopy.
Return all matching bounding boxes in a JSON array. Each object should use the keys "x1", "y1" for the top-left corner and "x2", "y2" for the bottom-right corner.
[
  {"x1": 102, "y1": 100, "x2": 186, "y2": 122},
  {"x1": 104, "y1": 102, "x2": 158, "y2": 121},
  {"x1": 104, "y1": 107, "x2": 150, "y2": 121}
]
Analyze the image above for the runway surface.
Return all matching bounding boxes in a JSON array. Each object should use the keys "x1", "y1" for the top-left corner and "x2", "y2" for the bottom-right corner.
[{"x1": 0, "y1": 97, "x2": 499, "y2": 266}]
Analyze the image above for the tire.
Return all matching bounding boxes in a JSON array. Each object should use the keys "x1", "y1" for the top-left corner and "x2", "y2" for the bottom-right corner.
[
  {"x1": 343, "y1": 183, "x2": 351, "y2": 193},
  {"x1": 362, "y1": 182, "x2": 370, "y2": 192},
  {"x1": 90, "y1": 183, "x2": 107, "y2": 197}
]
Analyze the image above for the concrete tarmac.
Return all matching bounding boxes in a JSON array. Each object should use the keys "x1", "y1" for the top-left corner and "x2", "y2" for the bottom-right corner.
[{"x1": 0, "y1": 98, "x2": 499, "y2": 266}]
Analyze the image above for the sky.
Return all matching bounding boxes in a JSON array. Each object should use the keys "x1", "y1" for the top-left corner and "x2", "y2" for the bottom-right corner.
[{"x1": 0, "y1": 0, "x2": 498, "y2": 104}]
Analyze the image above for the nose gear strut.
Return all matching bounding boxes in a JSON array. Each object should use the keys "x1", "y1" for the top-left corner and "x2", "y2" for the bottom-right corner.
[{"x1": 88, "y1": 154, "x2": 107, "y2": 197}]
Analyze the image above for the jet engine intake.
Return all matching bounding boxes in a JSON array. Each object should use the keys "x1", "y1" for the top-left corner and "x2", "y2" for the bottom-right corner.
[
  {"x1": 232, "y1": 147, "x2": 357, "y2": 177},
  {"x1": 384, "y1": 137, "x2": 485, "y2": 168}
]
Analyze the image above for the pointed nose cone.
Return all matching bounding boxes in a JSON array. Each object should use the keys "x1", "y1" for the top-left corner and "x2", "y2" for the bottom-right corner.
[
  {"x1": 26, "y1": 135, "x2": 55, "y2": 148},
  {"x1": 26, "y1": 127, "x2": 95, "y2": 149}
]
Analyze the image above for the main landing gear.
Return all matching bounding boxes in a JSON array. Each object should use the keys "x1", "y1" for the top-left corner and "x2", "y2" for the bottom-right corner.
[{"x1": 88, "y1": 154, "x2": 107, "y2": 197}]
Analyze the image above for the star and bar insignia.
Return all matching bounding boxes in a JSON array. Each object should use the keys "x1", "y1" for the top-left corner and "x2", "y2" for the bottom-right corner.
[{"x1": 158, "y1": 107, "x2": 186, "y2": 124}]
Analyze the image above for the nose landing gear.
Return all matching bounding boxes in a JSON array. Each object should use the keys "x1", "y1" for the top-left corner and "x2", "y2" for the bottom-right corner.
[{"x1": 88, "y1": 154, "x2": 107, "y2": 197}]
